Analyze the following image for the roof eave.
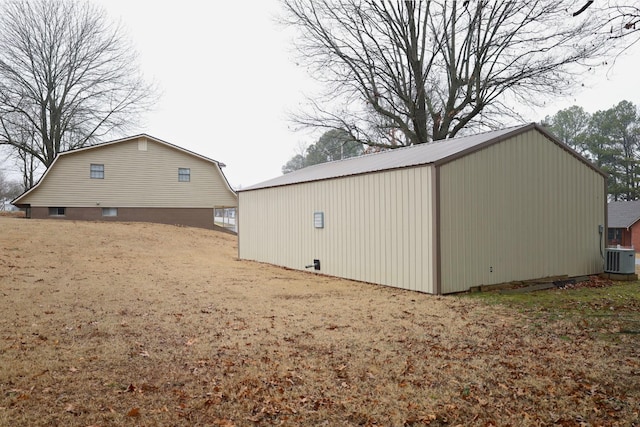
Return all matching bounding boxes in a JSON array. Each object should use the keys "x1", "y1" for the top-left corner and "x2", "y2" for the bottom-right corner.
[
  {"x1": 433, "y1": 123, "x2": 606, "y2": 179},
  {"x1": 238, "y1": 161, "x2": 437, "y2": 192}
]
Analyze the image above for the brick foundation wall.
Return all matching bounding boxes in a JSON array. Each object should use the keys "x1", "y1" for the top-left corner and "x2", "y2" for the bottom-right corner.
[{"x1": 29, "y1": 207, "x2": 217, "y2": 230}]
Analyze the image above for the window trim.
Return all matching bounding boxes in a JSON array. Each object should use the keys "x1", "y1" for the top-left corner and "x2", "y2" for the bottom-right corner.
[
  {"x1": 90, "y1": 163, "x2": 104, "y2": 179},
  {"x1": 178, "y1": 168, "x2": 191, "y2": 182}
]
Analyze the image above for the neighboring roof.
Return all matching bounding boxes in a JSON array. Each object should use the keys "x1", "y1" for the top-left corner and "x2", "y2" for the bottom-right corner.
[
  {"x1": 608, "y1": 201, "x2": 640, "y2": 229},
  {"x1": 13, "y1": 134, "x2": 234, "y2": 206},
  {"x1": 241, "y1": 123, "x2": 604, "y2": 192}
]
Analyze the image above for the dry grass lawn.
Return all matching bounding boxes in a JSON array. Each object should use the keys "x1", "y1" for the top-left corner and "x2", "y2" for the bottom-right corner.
[{"x1": 0, "y1": 217, "x2": 638, "y2": 426}]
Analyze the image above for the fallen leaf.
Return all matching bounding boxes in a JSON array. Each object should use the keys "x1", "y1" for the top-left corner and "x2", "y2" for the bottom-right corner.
[
  {"x1": 127, "y1": 407, "x2": 140, "y2": 417},
  {"x1": 246, "y1": 414, "x2": 264, "y2": 422}
]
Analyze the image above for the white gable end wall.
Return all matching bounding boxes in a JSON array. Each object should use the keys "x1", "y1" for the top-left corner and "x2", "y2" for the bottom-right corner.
[{"x1": 239, "y1": 166, "x2": 437, "y2": 293}]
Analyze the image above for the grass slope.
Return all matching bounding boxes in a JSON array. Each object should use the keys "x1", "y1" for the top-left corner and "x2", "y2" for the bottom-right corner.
[{"x1": 0, "y1": 218, "x2": 638, "y2": 426}]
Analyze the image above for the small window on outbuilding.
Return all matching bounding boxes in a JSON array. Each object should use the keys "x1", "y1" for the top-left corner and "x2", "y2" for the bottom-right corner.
[
  {"x1": 102, "y1": 208, "x2": 118, "y2": 217},
  {"x1": 178, "y1": 168, "x2": 190, "y2": 182},
  {"x1": 90, "y1": 164, "x2": 104, "y2": 179},
  {"x1": 48, "y1": 207, "x2": 66, "y2": 216}
]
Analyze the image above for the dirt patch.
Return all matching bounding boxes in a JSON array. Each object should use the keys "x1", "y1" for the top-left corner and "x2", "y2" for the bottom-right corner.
[{"x1": 0, "y1": 218, "x2": 638, "y2": 426}]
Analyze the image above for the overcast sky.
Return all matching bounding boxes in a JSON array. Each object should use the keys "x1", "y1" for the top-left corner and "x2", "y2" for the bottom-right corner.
[
  {"x1": 96, "y1": 0, "x2": 315, "y2": 189},
  {"x1": 10, "y1": 1, "x2": 640, "y2": 189}
]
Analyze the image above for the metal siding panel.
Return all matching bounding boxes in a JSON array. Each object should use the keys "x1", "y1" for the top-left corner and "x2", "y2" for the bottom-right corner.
[
  {"x1": 405, "y1": 168, "x2": 420, "y2": 291},
  {"x1": 390, "y1": 173, "x2": 399, "y2": 286},
  {"x1": 439, "y1": 130, "x2": 604, "y2": 293},
  {"x1": 238, "y1": 166, "x2": 436, "y2": 293},
  {"x1": 413, "y1": 169, "x2": 421, "y2": 291}
]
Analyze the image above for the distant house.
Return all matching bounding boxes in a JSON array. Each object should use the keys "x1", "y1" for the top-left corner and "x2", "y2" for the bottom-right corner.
[
  {"x1": 1, "y1": 200, "x2": 18, "y2": 212},
  {"x1": 607, "y1": 201, "x2": 640, "y2": 248},
  {"x1": 238, "y1": 123, "x2": 606, "y2": 294},
  {"x1": 12, "y1": 134, "x2": 237, "y2": 229}
]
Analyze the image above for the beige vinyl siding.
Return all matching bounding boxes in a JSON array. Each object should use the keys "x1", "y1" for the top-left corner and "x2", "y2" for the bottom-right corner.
[
  {"x1": 438, "y1": 130, "x2": 605, "y2": 293},
  {"x1": 21, "y1": 137, "x2": 237, "y2": 208},
  {"x1": 239, "y1": 166, "x2": 436, "y2": 293}
]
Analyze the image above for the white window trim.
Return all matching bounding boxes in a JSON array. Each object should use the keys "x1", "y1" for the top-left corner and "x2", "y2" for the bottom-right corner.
[
  {"x1": 178, "y1": 168, "x2": 191, "y2": 182},
  {"x1": 90, "y1": 164, "x2": 104, "y2": 179}
]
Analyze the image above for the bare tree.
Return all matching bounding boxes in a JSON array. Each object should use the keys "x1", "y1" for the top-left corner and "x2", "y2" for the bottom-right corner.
[
  {"x1": 2, "y1": 115, "x2": 41, "y2": 188},
  {"x1": 0, "y1": 0, "x2": 156, "y2": 178},
  {"x1": 574, "y1": 2, "x2": 639, "y2": 46},
  {"x1": 281, "y1": 0, "x2": 621, "y2": 146},
  {"x1": 0, "y1": 169, "x2": 23, "y2": 208},
  {"x1": 601, "y1": 3, "x2": 639, "y2": 50}
]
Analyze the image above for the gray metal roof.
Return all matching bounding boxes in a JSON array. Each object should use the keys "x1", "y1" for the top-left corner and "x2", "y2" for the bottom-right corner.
[
  {"x1": 608, "y1": 201, "x2": 640, "y2": 228},
  {"x1": 241, "y1": 123, "x2": 557, "y2": 191}
]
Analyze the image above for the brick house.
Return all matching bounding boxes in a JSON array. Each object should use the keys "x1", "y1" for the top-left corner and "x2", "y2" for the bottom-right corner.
[{"x1": 607, "y1": 201, "x2": 640, "y2": 248}]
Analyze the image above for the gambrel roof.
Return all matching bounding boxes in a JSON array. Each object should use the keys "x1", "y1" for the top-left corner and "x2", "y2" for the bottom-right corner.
[{"x1": 13, "y1": 134, "x2": 234, "y2": 206}]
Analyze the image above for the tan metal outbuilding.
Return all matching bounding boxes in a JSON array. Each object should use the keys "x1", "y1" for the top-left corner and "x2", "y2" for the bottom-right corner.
[{"x1": 238, "y1": 124, "x2": 606, "y2": 294}]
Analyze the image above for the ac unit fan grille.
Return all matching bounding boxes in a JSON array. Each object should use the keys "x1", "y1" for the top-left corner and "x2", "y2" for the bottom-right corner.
[{"x1": 605, "y1": 248, "x2": 635, "y2": 274}]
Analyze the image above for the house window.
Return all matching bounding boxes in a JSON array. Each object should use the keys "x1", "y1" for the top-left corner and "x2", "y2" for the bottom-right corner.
[
  {"x1": 178, "y1": 168, "x2": 190, "y2": 182},
  {"x1": 90, "y1": 164, "x2": 104, "y2": 179},
  {"x1": 608, "y1": 228, "x2": 623, "y2": 246},
  {"x1": 48, "y1": 207, "x2": 66, "y2": 216},
  {"x1": 102, "y1": 208, "x2": 118, "y2": 217}
]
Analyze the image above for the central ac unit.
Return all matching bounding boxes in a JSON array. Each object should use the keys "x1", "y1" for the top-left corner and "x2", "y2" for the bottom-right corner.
[{"x1": 605, "y1": 248, "x2": 636, "y2": 274}]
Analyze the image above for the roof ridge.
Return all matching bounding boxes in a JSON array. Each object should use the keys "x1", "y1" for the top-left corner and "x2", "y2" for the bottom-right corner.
[
  {"x1": 288, "y1": 123, "x2": 533, "y2": 171},
  {"x1": 242, "y1": 123, "x2": 539, "y2": 191}
]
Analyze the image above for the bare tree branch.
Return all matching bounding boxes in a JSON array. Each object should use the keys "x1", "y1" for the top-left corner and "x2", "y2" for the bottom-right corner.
[
  {"x1": 281, "y1": 0, "x2": 623, "y2": 146},
  {"x1": 0, "y1": 0, "x2": 157, "y2": 185}
]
